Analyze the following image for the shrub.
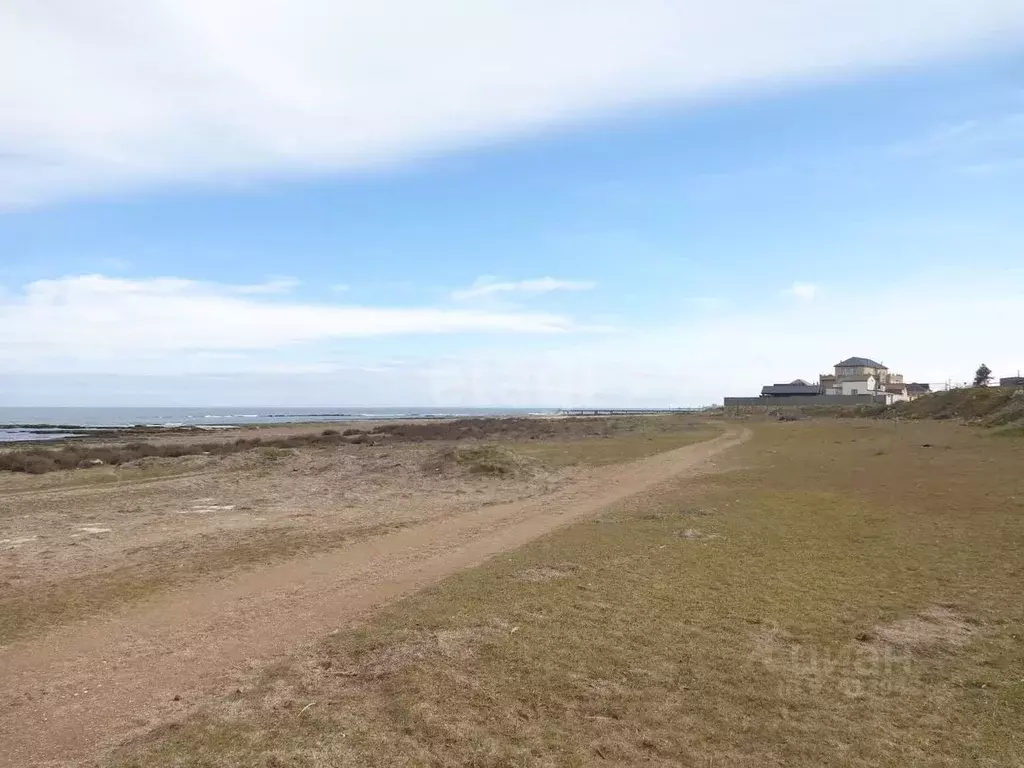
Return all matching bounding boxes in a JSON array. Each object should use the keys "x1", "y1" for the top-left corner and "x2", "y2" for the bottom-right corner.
[{"x1": 22, "y1": 455, "x2": 59, "y2": 474}]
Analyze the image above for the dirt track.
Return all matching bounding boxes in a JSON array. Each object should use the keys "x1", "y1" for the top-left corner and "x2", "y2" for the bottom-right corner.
[{"x1": 0, "y1": 427, "x2": 749, "y2": 767}]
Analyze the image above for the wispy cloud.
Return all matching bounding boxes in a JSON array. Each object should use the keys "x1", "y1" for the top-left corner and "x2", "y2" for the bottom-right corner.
[
  {"x1": 3, "y1": 1, "x2": 1023, "y2": 206},
  {"x1": 232, "y1": 277, "x2": 301, "y2": 295},
  {"x1": 787, "y1": 282, "x2": 819, "y2": 301},
  {"x1": 3, "y1": 270, "x2": 1023, "y2": 405},
  {"x1": 452, "y1": 277, "x2": 596, "y2": 301},
  {"x1": 889, "y1": 110, "x2": 1024, "y2": 166},
  {"x1": 957, "y1": 157, "x2": 1024, "y2": 176},
  {"x1": 686, "y1": 297, "x2": 727, "y2": 311},
  {"x1": 0, "y1": 274, "x2": 576, "y2": 373}
]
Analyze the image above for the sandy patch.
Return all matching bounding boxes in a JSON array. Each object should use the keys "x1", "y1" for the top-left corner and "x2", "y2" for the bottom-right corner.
[
  {"x1": 520, "y1": 565, "x2": 579, "y2": 583},
  {"x1": 180, "y1": 503, "x2": 237, "y2": 514},
  {"x1": 679, "y1": 528, "x2": 720, "y2": 541},
  {"x1": 865, "y1": 606, "x2": 976, "y2": 654},
  {"x1": 1, "y1": 536, "x2": 38, "y2": 547}
]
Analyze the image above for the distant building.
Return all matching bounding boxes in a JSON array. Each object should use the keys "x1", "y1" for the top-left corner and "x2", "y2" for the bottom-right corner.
[
  {"x1": 832, "y1": 356, "x2": 903, "y2": 386},
  {"x1": 885, "y1": 383, "x2": 909, "y2": 402},
  {"x1": 760, "y1": 382, "x2": 821, "y2": 397},
  {"x1": 725, "y1": 354, "x2": 916, "y2": 406},
  {"x1": 839, "y1": 375, "x2": 877, "y2": 396},
  {"x1": 834, "y1": 356, "x2": 886, "y2": 378},
  {"x1": 906, "y1": 382, "x2": 931, "y2": 400},
  {"x1": 1000, "y1": 376, "x2": 1024, "y2": 387}
]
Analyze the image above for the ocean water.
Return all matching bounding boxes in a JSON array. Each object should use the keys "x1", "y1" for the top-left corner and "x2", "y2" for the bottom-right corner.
[{"x1": 0, "y1": 406, "x2": 555, "y2": 442}]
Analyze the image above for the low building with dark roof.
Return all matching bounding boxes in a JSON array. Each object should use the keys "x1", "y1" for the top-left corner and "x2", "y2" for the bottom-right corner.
[
  {"x1": 1000, "y1": 376, "x2": 1024, "y2": 387},
  {"x1": 760, "y1": 383, "x2": 822, "y2": 397},
  {"x1": 905, "y1": 382, "x2": 931, "y2": 400}
]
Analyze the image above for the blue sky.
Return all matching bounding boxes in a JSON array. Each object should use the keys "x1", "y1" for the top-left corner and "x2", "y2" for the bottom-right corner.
[{"x1": 1, "y1": 2, "x2": 1023, "y2": 406}]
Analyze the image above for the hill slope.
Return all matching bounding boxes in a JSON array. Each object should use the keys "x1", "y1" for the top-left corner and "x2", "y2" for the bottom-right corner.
[{"x1": 892, "y1": 386, "x2": 1024, "y2": 429}]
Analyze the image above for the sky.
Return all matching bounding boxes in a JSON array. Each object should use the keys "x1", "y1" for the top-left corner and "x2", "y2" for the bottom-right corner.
[{"x1": 1, "y1": 1, "x2": 1023, "y2": 407}]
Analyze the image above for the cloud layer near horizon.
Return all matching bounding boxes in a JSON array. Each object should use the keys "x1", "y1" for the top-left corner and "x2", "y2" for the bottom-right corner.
[
  {"x1": 2, "y1": 270, "x2": 1022, "y2": 407},
  {"x1": 3, "y1": 0, "x2": 1023, "y2": 206},
  {"x1": 0, "y1": 275, "x2": 575, "y2": 370}
]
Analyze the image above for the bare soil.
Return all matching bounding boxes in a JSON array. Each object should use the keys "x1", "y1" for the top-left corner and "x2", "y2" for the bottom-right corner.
[{"x1": 0, "y1": 424, "x2": 743, "y2": 767}]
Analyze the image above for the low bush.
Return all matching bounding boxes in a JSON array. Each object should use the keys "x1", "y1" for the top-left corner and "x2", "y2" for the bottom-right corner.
[{"x1": 0, "y1": 426, "x2": 371, "y2": 475}]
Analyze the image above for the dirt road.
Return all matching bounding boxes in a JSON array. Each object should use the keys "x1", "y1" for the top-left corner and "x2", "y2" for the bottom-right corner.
[{"x1": 0, "y1": 428, "x2": 749, "y2": 767}]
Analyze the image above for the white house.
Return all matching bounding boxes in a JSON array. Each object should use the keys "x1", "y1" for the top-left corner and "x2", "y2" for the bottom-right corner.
[
  {"x1": 884, "y1": 383, "x2": 910, "y2": 403},
  {"x1": 840, "y1": 375, "x2": 876, "y2": 396}
]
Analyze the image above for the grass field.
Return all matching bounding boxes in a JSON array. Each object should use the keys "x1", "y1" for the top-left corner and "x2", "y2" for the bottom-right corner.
[
  {"x1": 511, "y1": 420, "x2": 721, "y2": 467},
  {"x1": 107, "y1": 418, "x2": 1024, "y2": 767}
]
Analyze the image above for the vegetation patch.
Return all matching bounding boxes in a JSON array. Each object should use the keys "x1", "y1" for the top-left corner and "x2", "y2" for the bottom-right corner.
[
  {"x1": 889, "y1": 385, "x2": 1024, "y2": 428},
  {"x1": 0, "y1": 415, "x2": 718, "y2": 475},
  {"x1": 422, "y1": 445, "x2": 541, "y2": 477}
]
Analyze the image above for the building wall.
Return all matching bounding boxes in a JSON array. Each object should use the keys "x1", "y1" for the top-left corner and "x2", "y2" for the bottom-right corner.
[
  {"x1": 835, "y1": 365, "x2": 873, "y2": 379},
  {"x1": 835, "y1": 364, "x2": 892, "y2": 384},
  {"x1": 723, "y1": 394, "x2": 886, "y2": 407},
  {"x1": 840, "y1": 376, "x2": 876, "y2": 396}
]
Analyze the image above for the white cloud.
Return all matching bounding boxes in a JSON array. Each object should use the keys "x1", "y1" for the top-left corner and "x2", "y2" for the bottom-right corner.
[
  {"x1": 3, "y1": 1, "x2": 1023, "y2": 206},
  {"x1": 788, "y1": 282, "x2": 819, "y2": 301},
  {"x1": 3, "y1": 269, "x2": 1023, "y2": 405},
  {"x1": 423, "y1": 270, "x2": 1024, "y2": 407},
  {"x1": 452, "y1": 276, "x2": 596, "y2": 301},
  {"x1": 897, "y1": 111, "x2": 1024, "y2": 157},
  {"x1": 232, "y1": 277, "x2": 301, "y2": 294},
  {"x1": 0, "y1": 274, "x2": 575, "y2": 372}
]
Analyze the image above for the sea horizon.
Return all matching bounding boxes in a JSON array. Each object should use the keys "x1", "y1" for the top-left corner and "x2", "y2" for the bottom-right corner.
[{"x1": 0, "y1": 405, "x2": 560, "y2": 430}]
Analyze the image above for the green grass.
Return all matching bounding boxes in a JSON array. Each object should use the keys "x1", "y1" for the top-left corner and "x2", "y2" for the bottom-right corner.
[{"x1": 108, "y1": 419, "x2": 1024, "y2": 767}]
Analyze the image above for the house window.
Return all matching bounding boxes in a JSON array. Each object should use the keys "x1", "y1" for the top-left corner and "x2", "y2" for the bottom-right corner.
[{"x1": 851, "y1": 388, "x2": 858, "y2": 395}]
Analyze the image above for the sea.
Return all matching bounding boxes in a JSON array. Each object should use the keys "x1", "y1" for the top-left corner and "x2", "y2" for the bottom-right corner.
[{"x1": 0, "y1": 407, "x2": 557, "y2": 443}]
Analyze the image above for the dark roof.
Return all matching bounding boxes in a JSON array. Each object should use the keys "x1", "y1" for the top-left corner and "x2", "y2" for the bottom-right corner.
[
  {"x1": 835, "y1": 356, "x2": 887, "y2": 369},
  {"x1": 1000, "y1": 376, "x2": 1024, "y2": 386},
  {"x1": 790, "y1": 378, "x2": 811, "y2": 386},
  {"x1": 761, "y1": 384, "x2": 821, "y2": 396},
  {"x1": 884, "y1": 384, "x2": 907, "y2": 393},
  {"x1": 906, "y1": 382, "x2": 931, "y2": 392}
]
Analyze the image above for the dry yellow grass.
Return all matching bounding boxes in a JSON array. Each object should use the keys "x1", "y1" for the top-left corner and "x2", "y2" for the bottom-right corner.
[
  {"x1": 0, "y1": 521, "x2": 407, "y2": 646},
  {"x1": 107, "y1": 419, "x2": 1024, "y2": 767},
  {"x1": 2, "y1": 420, "x2": 715, "y2": 648},
  {"x1": 512, "y1": 420, "x2": 721, "y2": 466}
]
